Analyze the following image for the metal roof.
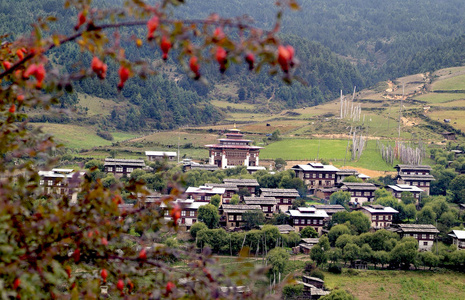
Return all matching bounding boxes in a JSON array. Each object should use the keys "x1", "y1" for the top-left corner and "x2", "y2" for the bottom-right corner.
[
  {"x1": 387, "y1": 184, "x2": 424, "y2": 192},
  {"x1": 389, "y1": 224, "x2": 439, "y2": 233},
  {"x1": 223, "y1": 179, "x2": 260, "y2": 186},
  {"x1": 341, "y1": 182, "x2": 378, "y2": 191},
  {"x1": 185, "y1": 186, "x2": 226, "y2": 194},
  {"x1": 292, "y1": 164, "x2": 339, "y2": 172},
  {"x1": 449, "y1": 230, "x2": 465, "y2": 240},
  {"x1": 362, "y1": 205, "x2": 399, "y2": 214},
  {"x1": 145, "y1": 151, "x2": 177, "y2": 157},
  {"x1": 288, "y1": 208, "x2": 328, "y2": 218},
  {"x1": 395, "y1": 164, "x2": 432, "y2": 171}
]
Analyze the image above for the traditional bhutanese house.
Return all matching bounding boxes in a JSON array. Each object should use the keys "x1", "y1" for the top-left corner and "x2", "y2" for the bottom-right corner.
[
  {"x1": 221, "y1": 204, "x2": 261, "y2": 229},
  {"x1": 223, "y1": 178, "x2": 260, "y2": 196},
  {"x1": 287, "y1": 207, "x2": 329, "y2": 234},
  {"x1": 358, "y1": 173, "x2": 370, "y2": 181},
  {"x1": 386, "y1": 184, "x2": 423, "y2": 202},
  {"x1": 340, "y1": 182, "x2": 378, "y2": 205},
  {"x1": 205, "y1": 183, "x2": 239, "y2": 204},
  {"x1": 247, "y1": 166, "x2": 267, "y2": 174},
  {"x1": 104, "y1": 158, "x2": 146, "y2": 177},
  {"x1": 314, "y1": 187, "x2": 338, "y2": 200},
  {"x1": 185, "y1": 185, "x2": 225, "y2": 203},
  {"x1": 292, "y1": 163, "x2": 339, "y2": 193},
  {"x1": 299, "y1": 238, "x2": 320, "y2": 255},
  {"x1": 449, "y1": 230, "x2": 465, "y2": 250},
  {"x1": 182, "y1": 162, "x2": 219, "y2": 172},
  {"x1": 335, "y1": 169, "x2": 359, "y2": 183},
  {"x1": 38, "y1": 168, "x2": 85, "y2": 202},
  {"x1": 205, "y1": 127, "x2": 263, "y2": 169},
  {"x1": 388, "y1": 224, "x2": 439, "y2": 251},
  {"x1": 260, "y1": 188, "x2": 300, "y2": 212},
  {"x1": 312, "y1": 204, "x2": 346, "y2": 219},
  {"x1": 243, "y1": 196, "x2": 278, "y2": 218},
  {"x1": 359, "y1": 205, "x2": 398, "y2": 229},
  {"x1": 394, "y1": 164, "x2": 434, "y2": 195},
  {"x1": 161, "y1": 199, "x2": 207, "y2": 229},
  {"x1": 442, "y1": 131, "x2": 456, "y2": 140},
  {"x1": 298, "y1": 276, "x2": 330, "y2": 298},
  {"x1": 145, "y1": 151, "x2": 177, "y2": 162},
  {"x1": 451, "y1": 149, "x2": 463, "y2": 158}
]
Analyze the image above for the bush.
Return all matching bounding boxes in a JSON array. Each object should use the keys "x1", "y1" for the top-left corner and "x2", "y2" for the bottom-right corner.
[
  {"x1": 328, "y1": 264, "x2": 342, "y2": 274},
  {"x1": 96, "y1": 129, "x2": 114, "y2": 141},
  {"x1": 282, "y1": 284, "x2": 303, "y2": 299},
  {"x1": 309, "y1": 268, "x2": 325, "y2": 280},
  {"x1": 190, "y1": 222, "x2": 207, "y2": 239}
]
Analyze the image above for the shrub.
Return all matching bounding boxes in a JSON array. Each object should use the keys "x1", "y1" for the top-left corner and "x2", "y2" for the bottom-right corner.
[{"x1": 328, "y1": 264, "x2": 342, "y2": 274}]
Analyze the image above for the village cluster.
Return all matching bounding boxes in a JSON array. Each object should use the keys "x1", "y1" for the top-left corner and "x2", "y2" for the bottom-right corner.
[{"x1": 38, "y1": 128, "x2": 465, "y2": 255}]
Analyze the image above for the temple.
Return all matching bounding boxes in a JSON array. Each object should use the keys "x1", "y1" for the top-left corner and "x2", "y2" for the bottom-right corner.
[{"x1": 205, "y1": 127, "x2": 262, "y2": 169}]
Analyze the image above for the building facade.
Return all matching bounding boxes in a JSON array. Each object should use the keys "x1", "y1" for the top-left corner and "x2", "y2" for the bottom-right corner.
[
  {"x1": 260, "y1": 188, "x2": 300, "y2": 212},
  {"x1": 292, "y1": 163, "x2": 339, "y2": 193},
  {"x1": 104, "y1": 158, "x2": 146, "y2": 177},
  {"x1": 38, "y1": 168, "x2": 85, "y2": 202},
  {"x1": 287, "y1": 207, "x2": 329, "y2": 234},
  {"x1": 359, "y1": 205, "x2": 398, "y2": 229},
  {"x1": 205, "y1": 128, "x2": 262, "y2": 169},
  {"x1": 243, "y1": 196, "x2": 278, "y2": 218},
  {"x1": 449, "y1": 230, "x2": 465, "y2": 250},
  {"x1": 340, "y1": 182, "x2": 378, "y2": 205},
  {"x1": 185, "y1": 186, "x2": 225, "y2": 203},
  {"x1": 388, "y1": 224, "x2": 439, "y2": 251},
  {"x1": 221, "y1": 204, "x2": 261, "y2": 228},
  {"x1": 386, "y1": 184, "x2": 423, "y2": 202},
  {"x1": 394, "y1": 164, "x2": 435, "y2": 195}
]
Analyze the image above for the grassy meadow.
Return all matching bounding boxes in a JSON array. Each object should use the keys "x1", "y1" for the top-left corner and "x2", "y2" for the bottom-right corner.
[{"x1": 324, "y1": 269, "x2": 465, "y2": 300}]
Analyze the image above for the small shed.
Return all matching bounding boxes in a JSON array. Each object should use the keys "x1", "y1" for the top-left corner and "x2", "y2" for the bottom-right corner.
[{"x1": 442, "y1": 131, "x2": 456, "y2": 140}]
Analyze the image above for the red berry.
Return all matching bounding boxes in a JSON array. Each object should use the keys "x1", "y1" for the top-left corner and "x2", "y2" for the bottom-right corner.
[
  {"x1": 277, "y1": 45, "x2": 291, "y2": 73},
  {"x1": 189, "y1": 56, "x2": 200, "y2": 79},
  {"x1": 245, "y1": 53, "x2": 255, "y2": 70},
  {"x1": 147, "y1": 16, "x2": 159, "y2": 41},
  {"x1": 16, "y1": 49, "x2": 24, "y2": 60},
  {"x1": 165, "y1": 281, "x2": 175, "y2": 294},
  {"x1": 73, "y1": 249, "x2": 80, "y2": 263},
  {"x1": 2, "y1": 61, "x2": 12, "y2": 70},
  {"x1": 24, "y1": 64, "x2": 46, "y2": 88},
  {"x1": 139, "y1": 248, "x2": 147, "y2": 260},
  {"x1": 13, "y1": 278, "x2": 20, "y2": 289},
  {"x1": 213, "y1": 27, "x2": 225, "y2": 42},
  {"x1": 117, "y1": 279, "x2": 124, "y2": 292},
  {"x1": 91, "y1": 57, "x2": 107, "y2": 79},
  {"x1": 117, "y1": 66, "x2": 130, "y2": 90},
  {"x1": 160, "y1": 36, "x2": 172, "y2": 60},
  {"x1": 215, "y1": 47, "x2": 227, "y2": 73},
  {"x1": 101, "y1": 269, "x2": 108, "y2": 282},
  {"x1": 9, "y1": 104, "x2": 16, "y2": 113},
  {"x1": 17, "y1": 94, "x2": 24, "y2": 102},
  {"x1": 171, "y1": 204, "x2": 181, "y2": 224},
  {"x1": 75, "y1": 12, "x2": 86, "y2": 31},
  {"x1": 101, "y1": 237, "x2": 108, "y2": 246}
]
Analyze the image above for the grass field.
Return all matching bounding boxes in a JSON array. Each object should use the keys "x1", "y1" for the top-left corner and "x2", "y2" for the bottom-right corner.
[
  {"x1": 77, "y1": 93, "x2": 118, "y2": 116},
  {"x1": 34, "y1": 123, "x2": 138, "y2": 149},
  {"x1": 261, "y1": 139, "x2": 396, "y2": 171},
  {"x1": 210, "y1": 100, "x2": 256, "y2": 110},
  {"x1": 128, "y1": 131, "x2": 219, "y2": 148},
  {"x1": 413, "y1": 93, "x2": 465, "y2": 104},
  {"x1": 324, "y1": 269, "x2": 465, "y2": 300},
  {"x1": 428, "y1": 110, "x2": 465, "y2": 131},
  {"x1": 431, "y1": 74, "x2": 465, "y2": 91}
]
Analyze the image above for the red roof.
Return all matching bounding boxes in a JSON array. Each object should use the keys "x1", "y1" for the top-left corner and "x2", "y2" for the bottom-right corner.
[{"x1": 205, "y1": 144, "x2": 263, "y2": 150}]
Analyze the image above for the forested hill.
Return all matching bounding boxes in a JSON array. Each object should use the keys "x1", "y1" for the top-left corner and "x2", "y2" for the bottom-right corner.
[
  {"x1": 1, "y1": 0, "x2": 365, "y2": 131},
  {"x1": 178, "y1": 0, "x2": 465, "y2": 84}
]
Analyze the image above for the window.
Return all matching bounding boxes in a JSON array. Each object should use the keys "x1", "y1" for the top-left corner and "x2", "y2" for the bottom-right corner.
[
  {"x1": 423, "y1": 242, "x2": 428, "y2": 246},
  {"x1": 422, "y1": 234, "x2": 426, "y2": 239},
  {"x1": 40, "y1": 180, "x2": 44, "y2": 186},
  {"x1": 229, "y1": 215, "x2": 234, "y2": 221},
  {"x1": 190, "y1": 211, "x2": 195, "y2": 217},
  {"x1": 108, "y1": 167, "x2": 113, "y2": 172},
  {"x1": 237, "y1": 215, "x2": 242, "y2": 221},
  {"x1": 305, "y1": 174, "x2": 310, "y2": 179},
  {"x1": 364, "y1": 192, "x2": 370, "y2": 196},
  {"x1": 127, "y1": 167, "x2": 133, "y2": 173},
  {"x1": 294, "y1": 219, "x2": 299, "y2": 225},
  {"x1": 262, "y1": 207, "x2": 267, "y2": 212},
  {"x1": 181, "y1": 211, "x2": 186, "y2": 216},
  {"x1": 312, "y1": 174, "x2": 316, "y2": 178},
  {"x1": 380, "y1": 215, "x2": 384, "y2": 220},
  {"x1": 319, "y1": 219, "x2": 323, "y2": 225},
  {"x1": 318, "y1": 174, "x2": 322, "y2": 178},
  {"x1": 48, "y1": 180, "x2": 53, "y2": 186},
  {"x1": 164, "y1": 210, "x2": 169, "y2": 216},
  {"x1": 332, "y1": 174, "x2": 335, "y2": 178},
  {"x1": 116, "y1": 167, "x2": 123, "y2": 172},
  {"x1": 413, "y1": 234, "x2": 418, "y2": 238},
  {"x1": 372, "y1": 216, "x2": 376, "y2": 220},
  {"x1": 356, "y1": 192, "x2": 362, "y2": 196},
  {"x1": 288, "y1": 199, "x2": 292, "y2": 204}
]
